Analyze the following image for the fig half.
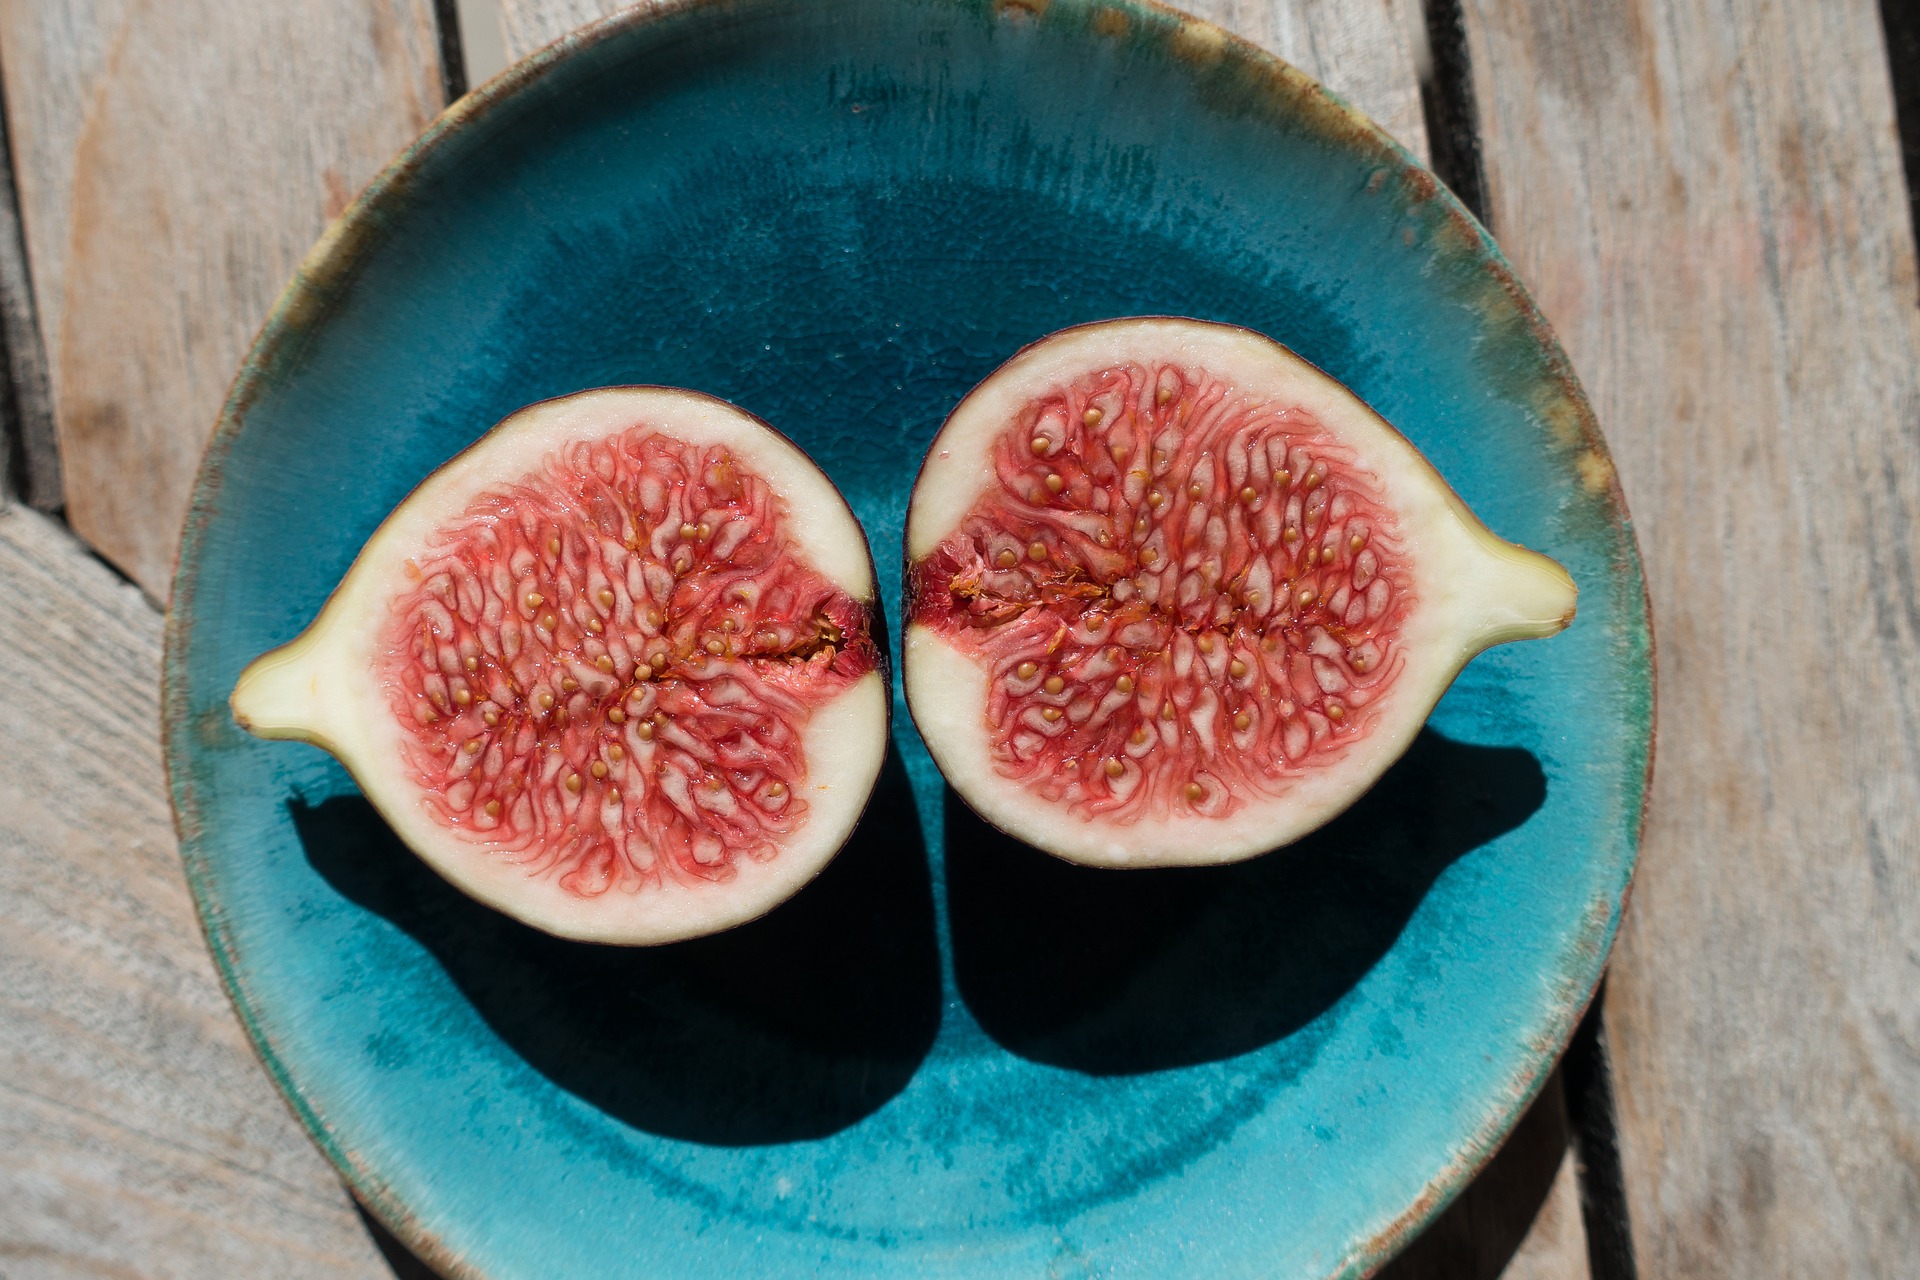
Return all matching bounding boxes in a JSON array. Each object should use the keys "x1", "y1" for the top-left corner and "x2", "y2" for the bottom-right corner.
[
  {"x1": 232, "y1": 388, "x2": 888, "y2": 944},
  {"x1": 904, "y1": 318, "x2": 1575, "y2": 868}
]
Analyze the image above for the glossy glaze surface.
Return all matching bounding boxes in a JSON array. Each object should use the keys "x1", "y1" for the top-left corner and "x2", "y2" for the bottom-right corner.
[{"x1": 164, "y1": 1, "x2": 1650, "y2": 1275}]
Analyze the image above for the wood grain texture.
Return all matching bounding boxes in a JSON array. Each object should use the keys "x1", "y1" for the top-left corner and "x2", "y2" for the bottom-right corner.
[
  {"x1": 0, "y1": 506, "x2": 392, "y2": 1278},
  {"x1": 497, "y1": 0, "x2": 1430, "y2": 162},
  {"x1": 1460, "y1": 0, "x2": 1920, "y2": 1274},
  {"x1": 0, "y1": 0, "x2": 449, "y2": 598}
]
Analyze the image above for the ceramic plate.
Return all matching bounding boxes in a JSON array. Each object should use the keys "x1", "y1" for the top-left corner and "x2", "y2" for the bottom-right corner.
[{"x1": 164, "y1": 2, "x2": 1651, "y2": 1275}]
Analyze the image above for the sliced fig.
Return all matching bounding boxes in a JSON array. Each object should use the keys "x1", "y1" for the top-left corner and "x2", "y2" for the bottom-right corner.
[
  {"x1": 904, "y1": 318, "x2": 1575, "y2": 868},
  {"x1": 232, "y1": 388, "x2": 888, "y2": 944}
]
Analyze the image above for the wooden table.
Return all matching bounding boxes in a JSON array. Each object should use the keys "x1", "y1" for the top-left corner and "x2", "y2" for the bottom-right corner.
[{"x1": 3, "y1": 0, "x2": 1915, "y2": 1275}]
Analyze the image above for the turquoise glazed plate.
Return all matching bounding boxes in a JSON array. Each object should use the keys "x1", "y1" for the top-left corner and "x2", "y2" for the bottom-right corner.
[{"x1": 163, "y1": 1, "x2": 1651, "y2": 1276}]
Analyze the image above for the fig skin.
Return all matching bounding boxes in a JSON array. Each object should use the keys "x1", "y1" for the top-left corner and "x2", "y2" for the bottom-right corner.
[
  {"x1": 902, "y1": 317, "x2": 1575, "y2": 869},
  {"x1": 232, "y1": 387, "x2": 890, "y2": 945}
]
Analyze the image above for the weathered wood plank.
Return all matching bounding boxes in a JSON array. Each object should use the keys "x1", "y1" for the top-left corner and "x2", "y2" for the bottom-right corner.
[
  {"x1": 495, "y1": 0, "x2": 1430, "y2": 161},
  {"x1": 0, "y1": 0, "x2": 450, "y2": 598},
  {"x1": 1459, "y1": 0, "x2": 1920, "y2": 1273},
  {"x1": 0, "y1": 504, "x2": 392, "y2": 1278}
]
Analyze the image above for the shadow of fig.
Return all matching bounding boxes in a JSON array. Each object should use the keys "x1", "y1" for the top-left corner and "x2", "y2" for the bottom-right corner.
[
  {"x1": 946, "y1": 728, "x2": 1546, "y2": 1074},
  {"x1": 294, "y1": 747, "x2": 941, "y2": 1145}
]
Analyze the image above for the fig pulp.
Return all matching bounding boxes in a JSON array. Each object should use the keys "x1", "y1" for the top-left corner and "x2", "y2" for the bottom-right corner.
[
  {"x1": 232, "y1": 388, "x2": 888, "y2": 944},
  {"x1": 904, "y1": 318, "x2": 1575, "y2": 867}
]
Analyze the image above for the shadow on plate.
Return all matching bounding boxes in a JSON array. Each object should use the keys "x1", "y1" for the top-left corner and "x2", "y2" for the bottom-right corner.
[
  {"x1": 294, "y1": 747, "x2": 941, "y2": 1146},
  {"x1": 946, "y1": 728, "x2": 1546, "y2": 1074}
]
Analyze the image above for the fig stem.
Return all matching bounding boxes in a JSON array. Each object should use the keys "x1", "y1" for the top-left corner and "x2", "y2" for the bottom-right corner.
[
  {"x1": 1463, "y1": 540, "x2": 1578, "y2": 649},
  {"x1": 230, "y1": 634, "x2": 332, "y2": 745}
]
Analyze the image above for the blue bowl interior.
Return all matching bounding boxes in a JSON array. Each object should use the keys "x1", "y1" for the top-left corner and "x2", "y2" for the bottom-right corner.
[{"x1": 167, "y1": 2, "x2": 1649, "y2": 1276}]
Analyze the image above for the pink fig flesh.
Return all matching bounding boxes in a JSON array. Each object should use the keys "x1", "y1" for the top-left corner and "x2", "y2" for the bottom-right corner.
[
  {"x1": 910, "y1": 362, "x2": 1413, "y2": 824},
  {"x1": 383, "y1": 429, "x2": 879, "y2": 897}
]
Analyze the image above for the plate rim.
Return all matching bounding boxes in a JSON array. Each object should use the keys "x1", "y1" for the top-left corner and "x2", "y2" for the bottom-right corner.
[{"x1": 160, "y1": 1, "x2": 1655, "y2": 1275}]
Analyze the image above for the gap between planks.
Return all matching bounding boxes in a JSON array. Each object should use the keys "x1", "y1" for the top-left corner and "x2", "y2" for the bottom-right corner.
[
  {"x1": 0, "y1": 503, "x2": 394, "y2": 1280},
  {"x1": 1459, "y1": 0, "x2": 1920, "y2": 1274}
]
